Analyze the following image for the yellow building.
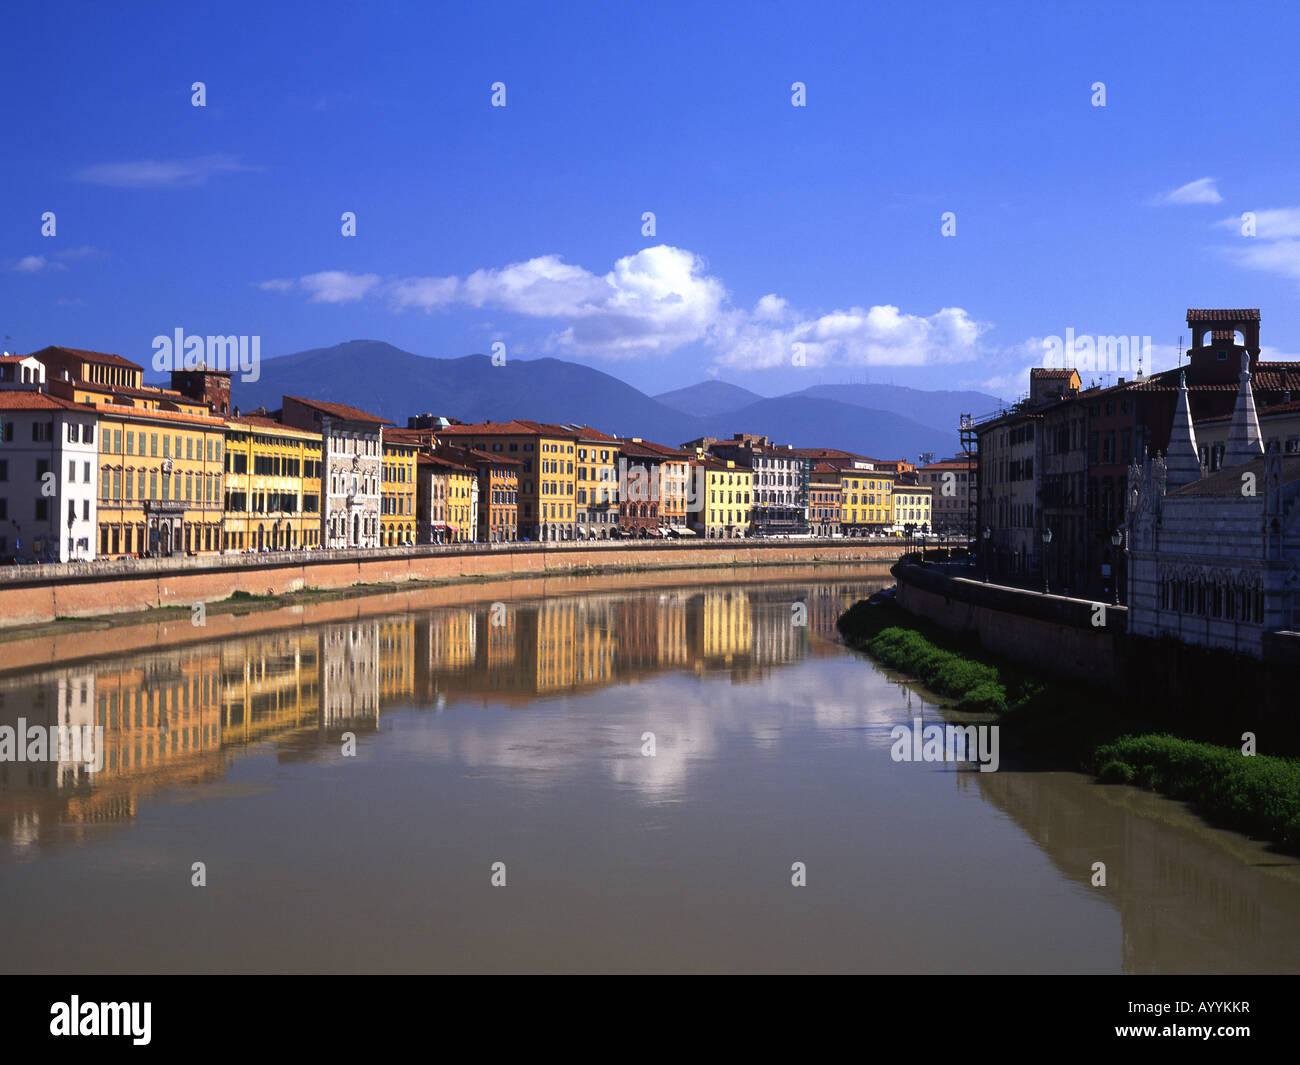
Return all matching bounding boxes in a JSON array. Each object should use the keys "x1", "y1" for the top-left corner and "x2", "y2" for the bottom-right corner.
[
  {"x1": 446, "y1": 464, "x2": 477, "y2": 543},
  {"x1": 688, "y1": 456, "x2": 752, "y2": 538},
  {"x1": 840, "y1": 468, "x2": 894, "y2": 534},
  {"x1": 570, "y1": 424, "x2": 620, "y2": 540},
  {"x1": 691, "y1": 589, "x2": 753, "y2": 667},
  {"x1": 220, "y1": 633, "x2": 322, "y2": 745},
  {"x1": 222, "y1": 414, "x2": 323, "y2": 551},
  {"x1": 41, "y1": 348, "x2": 227, "y2": 556},
  {"x1": 435, "y1": 420, "x2": 579, "y2": 541},
  {"x1": 891, "y1": 481, "x2": 933, "y2": 533},
  {"x1": 381, "y1": 438, "x2": 418, "y2": 546},
  {"x1": 378, "y1": 618, "x2": 416, "y2": 702}
]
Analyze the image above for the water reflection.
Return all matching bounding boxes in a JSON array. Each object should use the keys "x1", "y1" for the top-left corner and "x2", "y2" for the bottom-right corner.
[
  {"x1": 0, "y1": 580, "x2": 862, "y2": 850},
  {"x1": 1, "y1": 570, "x2": 1298, "y2": 973}
]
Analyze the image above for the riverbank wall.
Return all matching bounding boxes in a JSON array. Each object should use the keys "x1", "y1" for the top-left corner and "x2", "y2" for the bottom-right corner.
[
  {"x1": 892, "y1": 561, "x2": 1125, "y2": 688},
  {"x1": 0, "y1": 540, "x2": 897, "y2": 630},
  {"x1": 892, "y1": 560, "x2": 1300, "y2": 726}
]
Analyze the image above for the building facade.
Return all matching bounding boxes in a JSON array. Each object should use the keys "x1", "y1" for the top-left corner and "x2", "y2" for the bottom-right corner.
[
  {"x1": 571, "y1": 425, "x2": 620, "y2": 540},
  {"x1": 890, "y1": 479, "x2": 933, "y2": 534},
  {"x1": 1127, "y1": 363, "x2": 1300, "y2": 657},
  {"x1": 0, "y1": 393, "x2": 99, "y2": 562},
  {"x1": 222, "y1": 414, "x2": 323, "y2": 551},
  {"x1": 917, "y1": 455, "x2": 977, "y2": 538},
  {"x1": 381, "y1": 437, "x2": 418, "y2": 546},
  {"x1": 688, "y1": 457, "x2": 751, "y2": 538},
  {"x1": 435, "y1": 420, "x2": 578, "y2": 541},
  {"x1": 977, "y1": 410, "x2": 1043, "y2": 579},
  {"x1": 692, "y1": 434, "x2": 809, "y2": 536},
  {"x1": 281, "y1": 396, "x2": 389, "y2": 550},
  {"x1": 808, "y1": 463, "x2": 842, "y2": 537}
]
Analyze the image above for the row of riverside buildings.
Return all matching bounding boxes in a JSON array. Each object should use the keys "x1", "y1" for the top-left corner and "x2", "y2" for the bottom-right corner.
[
  {"x1": 0, "y1": 345, "x2": 968, "y2": 564},
  {"x1": 974, "y1": 307, "x2": 1300, "y2": 657}
]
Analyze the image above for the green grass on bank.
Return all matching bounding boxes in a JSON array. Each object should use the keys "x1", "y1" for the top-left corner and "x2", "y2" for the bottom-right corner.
[
  {"x1": 1096, "y1": 735, "x2": 1300, "y2": 850},
  {"x1": 837, "y1": 598, "x2": 1300, "y2": 854}
]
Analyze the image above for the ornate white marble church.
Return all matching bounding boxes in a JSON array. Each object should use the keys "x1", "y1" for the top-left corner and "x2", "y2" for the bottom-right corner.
[{"x1": 1127, "y1": 353, "x2": 1300, "y2": 656}]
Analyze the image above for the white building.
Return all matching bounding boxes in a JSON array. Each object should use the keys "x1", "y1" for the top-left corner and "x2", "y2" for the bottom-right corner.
[
  {"x1": 0, "y1": 392, "x2": 100, "y2": 562},
  {"x1": 1127, "y1": 359, "x2": 1300, "y2": 657},
  {"x1": 0, "y1": 354, "x2": 46, "y2": 390},
  {"x1": 281, "y1": 396, "x2": 389, "y2": 550}
]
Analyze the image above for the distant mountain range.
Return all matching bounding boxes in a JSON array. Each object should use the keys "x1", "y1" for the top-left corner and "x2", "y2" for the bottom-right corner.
[{"x1": 217, "y1": 341, "x2": 1002, "y2": 461}]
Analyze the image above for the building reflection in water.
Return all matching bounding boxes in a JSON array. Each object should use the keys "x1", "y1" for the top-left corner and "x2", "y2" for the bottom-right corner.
[
  {"x1": 1, "y1": 574, "x2": 1298, "y2": 972},
  {"x1": 0, "y1": 581, "x2": 863, "y2": 850}
]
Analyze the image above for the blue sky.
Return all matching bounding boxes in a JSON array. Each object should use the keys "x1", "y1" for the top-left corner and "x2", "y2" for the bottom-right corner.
[{"x1": 6, "y1": 0, "x2": 1300, "y2": 404}]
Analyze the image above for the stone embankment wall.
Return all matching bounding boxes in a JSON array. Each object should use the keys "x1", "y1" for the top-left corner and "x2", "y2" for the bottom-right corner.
[
  {"x1": 893, "y1": 562, "x2": 1126, "y2": 687},
  {"x1": 0, "y1": 540, "x2": 898, "y2": 629}
]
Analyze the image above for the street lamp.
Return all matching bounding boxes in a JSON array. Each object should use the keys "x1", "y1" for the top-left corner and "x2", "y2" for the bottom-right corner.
[
  {"x1": 1111, "y1": 529, "x2": 1123, "y2": 606},
  {"x1": 1041, "y1": 528, "x2": 1053, "y2": 594},
  {"x1": 982, "y1": 527, "x2": 991, "y2": 583}
]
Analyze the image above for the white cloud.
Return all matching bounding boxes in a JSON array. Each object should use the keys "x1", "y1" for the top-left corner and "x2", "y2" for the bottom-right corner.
[
  {"x1": 258, "y1": 245, "x2": 989, "y2": 368},
  {"x1": 713, "y1": 302, "x2": 987, "y2": 370},
  {"x1": 12, "y1": 255, "x2": 65, "y2": 273},
  {"x1": 299, "y1": 271, "x2": 382, "y2": 304},
  {"x1": 1222, "y1": 237, "x2": 1300, "y2": 281},
  {"x1": 1212, "y1": 204, "x2": 1300, "y2": 284},
  {"x1": 1155, "y1": 177, "x2": 1222, "y2": 206},
  {"x1": 1215, "y1": 207, "x2": 1300, "y2": 239},
  {"x1": 76, "y1": 154, "x2": 256, "y2": 189}
]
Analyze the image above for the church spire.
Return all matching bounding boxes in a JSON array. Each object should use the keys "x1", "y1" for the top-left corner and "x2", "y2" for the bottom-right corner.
[
  {"x1": 1165, "y1": 371, "x2": 1202, "y2": 490},
  {"x1": 1223, "y1": 351, "x2": 1264, "y2": 468}
]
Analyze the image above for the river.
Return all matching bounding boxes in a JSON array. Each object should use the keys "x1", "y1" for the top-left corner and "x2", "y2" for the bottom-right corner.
[{"x1": 1, "y1": 565, "x2": 1297, "y2": 973}]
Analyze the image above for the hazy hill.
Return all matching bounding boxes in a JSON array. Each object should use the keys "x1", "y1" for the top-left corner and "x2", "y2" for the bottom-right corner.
[
  {"x1": 788, "y1": 383, "x2": 1004, "y2": 437},
  {"x1": 223, "y1": 341, "x2": 958, "y2": 459},
  {"x1": 654, "y1": 380, "x2": 764, "y2": 417}
]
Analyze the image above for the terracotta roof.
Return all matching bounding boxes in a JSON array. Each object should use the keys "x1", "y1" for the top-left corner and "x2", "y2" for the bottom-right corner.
[
  {"x1": 788, "y1": 447, "x2": 872, "y2": 461},
  {"x1": 31, "y1": 344, "x2": 144, "y2": 370},
  {"x1": 691, "y1": 456, "x2": 751, "y2": 473},
  {"x1": 283, "y1": 395, "x2": 392, "y2": 425},
  {"x1": 1031, "y1": 368, "x2": 1079, "y2": 379},
  {"x1": 417, "y1": 453, "x2": 474, "y2": 473},
  {"x1": 0, "y1": 392, "x2": 93, "y2": 412},
  {"x1": 226, "y1": 415, "x2": 321, "y2": 439},
  {"x1": 435, "y1": 419, "x2": 579, "y2": 439},
  {"x1": 95, "y1": 405, "x2": 227, "y2": 428},
  {"x1": 562, "y1": 423, "x2": 620, "y2": 442},
  {"x1": 1186, "y1": 308, "x2": 1260, "y2": 322},
  {"x1": 0, "y1": 354, "x2": 38, "y2": 364},
  {"x1": 443, "y1": 444, "x2": 522, "y2": 467},
  {"x1": 918, "y1": 460, "x2": 976, "y2": 471},
  {"x1": 83, "y1": 383, "x2": 187, "y2": 402},
  {"x1": 618, "y1": 438, "x2": 689, "y2": 461}
]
